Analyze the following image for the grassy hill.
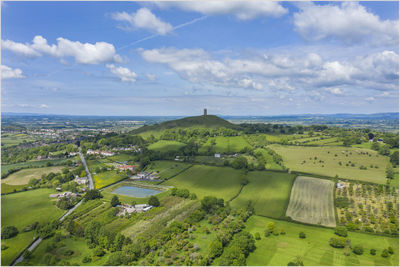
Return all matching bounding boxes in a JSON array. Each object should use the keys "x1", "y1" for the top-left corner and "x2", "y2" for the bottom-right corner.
[{"x1": 133, "y1": 115, "x2": 238, "y2": 134}]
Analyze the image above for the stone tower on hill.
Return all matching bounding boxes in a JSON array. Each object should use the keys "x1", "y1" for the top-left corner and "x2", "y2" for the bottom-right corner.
[{"x1": 204, "y1": 108, "x2": 207, "y2": 116}]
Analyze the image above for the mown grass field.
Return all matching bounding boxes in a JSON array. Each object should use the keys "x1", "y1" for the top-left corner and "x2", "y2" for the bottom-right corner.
[
  {"x1": 1, "y1": 166, "x2": 64, "y2": 185},
  {"x1": 1, "y1": 159, "x2": 70, "y2": 177},
  {"x1": 230, "y1": 171, "x2": 295, "y2": 218},
  {"x1": 269, "y1": 144, "x2": 389, "y2": 183},
  {"x1": 148, "y1": 140, "x2": 186, "y2": 153},
  {"x1": 286, "y1": 176, "x2": 336, "y2": 227},
  {"x1": 245, "y1": 216, "x2": 399, "y2": 266},
  {"x1": 163, "y1": 165, "x2": 244, "y2": 200},
  {"x1": 1, "y1": 189, "x2": 65, "y2": 265},
  {"x1": 199, "y1": 136, "x2": 251, "y2": 154},
  {"x1": 146, "y1": 160, "x2": 192, "y2": 180}
]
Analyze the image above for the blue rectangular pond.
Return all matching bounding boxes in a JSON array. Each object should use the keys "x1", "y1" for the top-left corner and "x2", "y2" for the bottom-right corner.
[{"x1": 112, "y1": 186, "x2": 162, "y2": 198}]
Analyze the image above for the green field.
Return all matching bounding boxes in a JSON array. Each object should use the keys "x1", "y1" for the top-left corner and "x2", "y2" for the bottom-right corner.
[
  {"x1": 93, "y1": 170, "x2": 126, "y2": 189},
  {"x1": 269, "y1": 145, "x2": 389, "y2": 183},
  {"x1": 1, "y1": 159, "x2": 70, "y2": 177},
  {"x1": 148, "y1": 140, "x2": 186, "y2": 153},
  {"x1": 230, "y1": 171, "x2": 296, "y2": 218},
  {"x1": 1, "y1": 133, "x2": 37, "y2": 148},
  {"x1": 199, "y1": 136, "x2": 251, "y2": 154},
  {"x1": 1, "y1": 189, "x2": 65, "y2": 265},
  {"x1": 254, "y1": 148, "x2": 284, "y2": 170},
  {"x1": 1, "y1": 166, "x2": 64, "y2": 186},
  {"x1": 286, "y1": 176, "x2": 336, "y2": 227},
  {"x1": 163, "y1": 165, "x2": 244, "y2": 200},
  {"x1": 245, "y1": 216, "x2": 399, "y2": 266},
  {"x1": 145, "y1": 160, "x2": 193, "y2": 180}
]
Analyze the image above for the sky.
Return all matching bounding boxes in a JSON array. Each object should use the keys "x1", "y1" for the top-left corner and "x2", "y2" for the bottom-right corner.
[{"x1": 1, "y1": 1, "x2": 399, "y2": 116}]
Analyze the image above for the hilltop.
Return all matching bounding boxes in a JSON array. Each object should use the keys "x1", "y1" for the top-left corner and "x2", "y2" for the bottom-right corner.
[{"x1": 133, "y1": 115, "x2": 238, "y2": 133}]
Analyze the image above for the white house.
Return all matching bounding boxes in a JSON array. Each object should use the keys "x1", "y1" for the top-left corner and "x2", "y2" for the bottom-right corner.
[{"x1": 214, "y1": 153, "x2": 221, "y2": 158}]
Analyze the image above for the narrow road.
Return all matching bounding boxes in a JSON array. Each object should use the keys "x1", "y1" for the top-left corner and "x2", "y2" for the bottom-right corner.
[{"x1": 12, "y1": 146, "x2": 93, "y2": 266}]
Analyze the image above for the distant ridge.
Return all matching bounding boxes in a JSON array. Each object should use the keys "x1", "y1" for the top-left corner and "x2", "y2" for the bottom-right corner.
[{"x1": 133, "y1": 115, "x2": 238, "y2": 133}]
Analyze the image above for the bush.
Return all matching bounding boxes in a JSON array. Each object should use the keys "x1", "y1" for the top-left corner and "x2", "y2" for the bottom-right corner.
[
  {"x1": 370, "y1": 249, "x2": 376, "y2": 255},
  {"x1": 334, "y1": 226, "x2": 348, "y2": 237},
  {"x1": 388, "y1": 246, "x2": 394, "y2": 255},
  {"x1": 93, "y1": 247, "x2": 105, "y2": 257},
  {"x1": 111, "y1": 195, "x2": 121, "y2": 207},
  {"x1": 64, "y1": 249, "x2": 74, "y2": 256},
  {"x1": 84, "y1": 189, "x2": 102, "y2": 201},
  {"x1": 82, "y1": 256, "x2": 92, "y2": 263},
  {"x1": 255, "y1": 232, "x2": 261, "y2": 240},
  {"x1": 329, "y1": 237, "x2": 347, "y2": 248},
  {"x1": 148, "y1": 196, "x2": 160, "y2": 207},
  {"x1": 352, "y1": 245, "x2": 363, "y2": 255},
  {"x1": 381, "y1": 249, "x2": 389, "y2": 258},
  {"x1": 299, "y1": 232, "x2": 306, "y2": 239},
  {"x1": 2, "y1": 226, "x2": 19, "y2": 239}
]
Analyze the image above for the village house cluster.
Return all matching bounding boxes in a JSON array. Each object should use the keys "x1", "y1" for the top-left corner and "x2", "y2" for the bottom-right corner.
[
  {"x1": 86, "y1": 149, "x2": 115, "y2": 157},
  {"x1": 49, "y1": 191, "x2": 81, "y2": 200}
]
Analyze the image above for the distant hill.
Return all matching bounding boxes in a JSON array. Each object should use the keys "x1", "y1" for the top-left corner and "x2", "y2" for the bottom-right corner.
[{"x1": 133, "y1": 115, "x2": 238, "y2": 133}]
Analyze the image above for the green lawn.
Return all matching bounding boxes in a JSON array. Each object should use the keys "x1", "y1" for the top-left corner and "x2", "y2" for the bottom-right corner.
[
  {"x1": 269, "y1": 144, "x2": 389, "y2": 184},
  {"x1": 145, "y1": 160, "x2": 193, "y2": 180},
  {"x1": 245, "y1": 216, "x2": 399, "y2": 266},
  {"x1": 230, "y1": 171, "x2": 296, "y2": 218},
  {"x1": 163, "y1": 165, "x2": 244, "y2": 200},
  {"x1": 1, "y1": 189, "x2": 65, "y2": 265},
  {"x1": 199, "y1": 136, "x2": 251, "y2": 154},
  {"x1": 1, "y1": 166, "x2": 64, "y2": 186},
  {"x1": 148, "y1": 140, "x2": 186, "y2": 153}
]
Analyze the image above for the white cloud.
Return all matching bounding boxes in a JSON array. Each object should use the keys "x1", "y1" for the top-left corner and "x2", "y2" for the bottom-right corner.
[
  {"x1": 2, "y1": 36, "x2": 122, "y2": 64},
  {"x1": 294, "y1": 2, "x2": 398, "y2": 45},
  {"x1": 1, "y1": 65, "x2": 25, "y2": 79},
  {"x1": 140, "y1": 47, "x2": 398, "y2": 94},
  {"x1": 112, "y1": 8, "x2": 173, "y2": 35},
  {"x1": 155, "y1": 1, "x2": 287, "y2": 20},
  {"x1": 325, "y1": 87, "x2": 344, "y2": 95},
  {"x1": 365, "y1": 97, "x2": 375, "y2": 102},
  {"x1": 146, "y1": 73, "x2": 156, "y2": 81},
  {"x1": 2, "y1": 39, "x2": 41, "y2": 57},
  {"x1": 40, "y1": 104, "x2": 48, "y2": 109},
  {"x1": 106, "y1": 64, "x2": 137, "y2": 82}
]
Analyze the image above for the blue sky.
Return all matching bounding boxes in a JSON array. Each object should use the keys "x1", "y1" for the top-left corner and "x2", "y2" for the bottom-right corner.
[{"x1": 1, "y1": 1, "x2": 399, "y2": 116}]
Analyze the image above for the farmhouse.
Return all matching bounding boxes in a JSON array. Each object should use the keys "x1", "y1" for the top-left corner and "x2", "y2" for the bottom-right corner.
[
  {"x1": 75, "y1": 175, "x2": 87, "y2": 185},
  {"x1": 49, "y1": 191, "x2": 79, "y2": 199},
  {"x1": 117, "y1": 203, "x2": 153, "y2": 216},
  {"x1": 131, "y1": 171, "x2": 159, "y2": 180},
  {"x1": 117, "y1": 165, "x2": 137, "y2": 172}
]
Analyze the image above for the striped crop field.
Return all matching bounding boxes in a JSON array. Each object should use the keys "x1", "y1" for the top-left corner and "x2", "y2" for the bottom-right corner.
[{"x1": 286, "y1": 176, "x2": 336, "y2": 227}]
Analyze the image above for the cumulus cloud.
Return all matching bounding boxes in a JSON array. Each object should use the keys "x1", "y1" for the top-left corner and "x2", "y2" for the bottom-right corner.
[
  {"x1": 2, "y1": 36, "x2": 122, "y2": 64},
  {"x1": 112, "y1": 8, "x2": 173, "y2": 35},
  {"x1": 106, "y1": 64, "x2": 137, "y2": 82},
  {"x1": 2, "y1": 39, "x2": 41, "y2": 57},
  {"x1": 1, "y1": 65, "x2": 25, "y2": 79},
  {"x1": 293, "y1": 2, "x2": 398, "y2": 45},
  {"x1": 146, "y1": 73, "x2": 156, "y2": 81},
  {"x1": 155, "y1": 1, "x2": 287, "y2": 20},
  {"x1": 140, "y1": 47, "x2": 398, "y2": 93}
]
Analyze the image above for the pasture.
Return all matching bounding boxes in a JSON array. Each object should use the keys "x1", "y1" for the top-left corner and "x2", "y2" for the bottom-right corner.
[
  {"x1": 92, "y1": 170, "x2": 126, "y2": 189},
  {"x1": 245, "y1": 216, "x2": 399, "y2": 266},
  {"x1": 254, "y1": 148, "x2": 284, "y2": 170},
  {"x1": 145, "y1": 160, "x2": 192, "y2": 180},
  {"x1": 286, "y1": 176, "x2": 336, "y2": 227},
  {"x1": 268, "y1": 144, "x2": 389, "y2": 183},
  {"x1": 1, "y1": 133, "x2": 37, "y2": 148},
  {"x1": 163, "y1": 165, "x2": 244, "y2": 200},
  {"x1": 1, "y1": 189, "x2": 65, "y2": 265},
  {"x1": 230, "y1": 171, "x2": 296, "y2": 218},
  {"x1": 199, "y1": 136, "x2": 251, "y2": 154},
  {"x1": 1, "y1": 166, "x2": 64, "y2": 185},
  {"x1": 1, "y1": 158, "x2": 69, "y2": 177},
  {"x1": 147, "y1": 140, "x2": 186, "y2": 153}
]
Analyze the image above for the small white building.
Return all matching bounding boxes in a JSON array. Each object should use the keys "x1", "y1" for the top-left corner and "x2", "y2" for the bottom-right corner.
[
  {"x1": 75, "y1": 175, "x2": 87, "y2": 185},
  {"x1": 214, "y1": 153, "x2": 221, "y2": 158}
]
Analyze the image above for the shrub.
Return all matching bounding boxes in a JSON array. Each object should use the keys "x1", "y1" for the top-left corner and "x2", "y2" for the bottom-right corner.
[
  {"x1": 2, "y1": 226, "x2": 19, "y2": 239},
  {"x1": 381, "y1": 249, "x2": 389, "y2": 258},
  {"x1": 148, "y1": 196, "x2": 160, "y2": 207},
  {"x1": 329, "y1": 237, "x2": 347, "y2": 248},
  {"x1": 82, "y1": 256, "x2": 92, "y2": 263},
  {"x1": 388, "y1": 246, "x2": 394, "y2": 255},
  {"x1": 93, "y1": 247, "x2": 105, "y2": 257},
  {"x1": 334, "y1": 226, "x2": 348, "y2": 237},
  {"x1": 110, "y1": 195, "x2": 121, "y2": 207},
  {"x1": 255, "y1": 232, "x2": 261, "y2": 240},
  {"x1": 264, "y1": 230, "x2": 271, "y2": 237},
  {"x1": 280, "y1": 229, "x2": 286, "y2": 235},
  {"x1": 299, "y1": 232, "x2": 306, "y2": 239},
  {"x1": 370, "y1": 249, "x2": 376, "y2": 255},
  {"x1": 64, "y1": 249, "x2": 74, "y2": 256},
  {"x1": 352, "y1": 245, "x2": 363, "y2": 255}
]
